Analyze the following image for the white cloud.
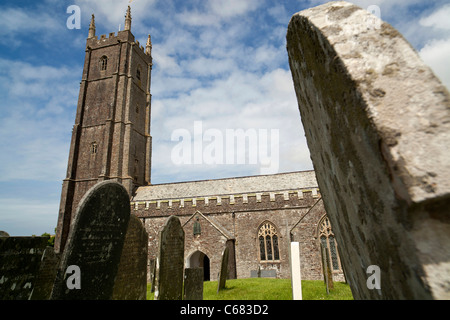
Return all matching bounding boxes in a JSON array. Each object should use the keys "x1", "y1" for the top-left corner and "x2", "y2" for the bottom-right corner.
[
  {"x1": 419, "y1": 4, "x2": 450, "y2": 30},
  {"x1": 177, "y1": 0, "x2": 260, "y2": 27},
  {"x1": 208, "y1": 0, "x2": 260, "y2": 18},
  {"x1": 417, "y1": 4, "x2": 450, "y2": 89},
  {"x1": 150, "y1": 65, "x2": 312, "y2": 183},
  {"x1": 419, "y1": 38, "x2": 450, "y2": 90},
  {"x1": 0, "y1": 7, "x2": 60, "y2": 34},
  {"x1": 0, "y1": 58, "x2": 78, "y2": 182}
]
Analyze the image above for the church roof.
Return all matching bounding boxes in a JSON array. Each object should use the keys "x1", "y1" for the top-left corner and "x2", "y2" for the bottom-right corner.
[{"x1": 132, "y1": 170, "x2": 318, "y2": 201}]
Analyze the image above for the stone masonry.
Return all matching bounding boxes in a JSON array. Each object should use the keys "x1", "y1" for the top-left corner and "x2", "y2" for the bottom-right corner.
[
  {"x1": 54, "y1": 8, "x2": 153, "y2": 253},
  {"x1": 54, "y1": 6, "x2": 346, "y2": 291},
  {"x1": 287, "y1": 1, "x2": 450, "y2": 299},
  {"x1": 131, "y1": 171, "x2": 344, "y2": 282}
]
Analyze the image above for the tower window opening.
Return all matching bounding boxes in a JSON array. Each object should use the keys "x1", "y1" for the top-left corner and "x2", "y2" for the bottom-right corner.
[
  {"x1": 91, "y1": 142, "x2": 98, "y2": 154},
  {"x1": 136, "y1": 66, "x2": 141, "y2": 80},
  {"x1": 134, "y1": 159, "x2": 139, "y2": 182},
  {"x1": 100, "y1": 56, "x2": 108, "y2": 71}
]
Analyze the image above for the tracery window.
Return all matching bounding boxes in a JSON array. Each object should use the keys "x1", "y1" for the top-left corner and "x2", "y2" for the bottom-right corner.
[
  {"x1": 318, "y1": 215, "x2": 341, "y2": 272},
  {"x1": 258, "y1": 221, "x2": 280, "y2": 262},
  {"x1": 100, "y1": 56, "x2": 108, "y2": 71}
]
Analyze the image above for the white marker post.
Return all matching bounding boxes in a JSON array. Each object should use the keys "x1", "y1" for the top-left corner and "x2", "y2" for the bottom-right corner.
[{"x1": 290, "y1": 242, "x2": 302, "y2": 300}]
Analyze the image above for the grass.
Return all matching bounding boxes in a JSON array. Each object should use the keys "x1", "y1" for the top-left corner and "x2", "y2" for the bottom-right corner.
[{"x1": 147, "y1": 278, "x2": 353, "y2": 300}]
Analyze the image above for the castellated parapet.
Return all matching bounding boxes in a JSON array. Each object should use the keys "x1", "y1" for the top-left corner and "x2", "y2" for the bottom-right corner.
[
  {"x1": 131, "y1": 187, "x2": 319, "y2": 217},
  {"x1": 87, "y1": 31, "x2": 151, "y2": 60}
]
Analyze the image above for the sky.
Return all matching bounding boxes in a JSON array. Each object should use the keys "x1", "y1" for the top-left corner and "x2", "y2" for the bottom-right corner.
[{"x1": 0, "y1": 0, "x2": 449, "y2": 236}]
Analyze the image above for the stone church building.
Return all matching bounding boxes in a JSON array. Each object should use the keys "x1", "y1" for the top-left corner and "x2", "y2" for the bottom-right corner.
[{"x1": 54, "y1": 7, "x2": 345, "y2": 283}]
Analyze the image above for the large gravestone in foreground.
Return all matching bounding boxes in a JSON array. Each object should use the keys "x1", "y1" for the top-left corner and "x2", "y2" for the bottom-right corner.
[
  {"x1": 154, "y1": 215, "x2": 185, "y2": 300},
  {"x1": 51, "y1": 181, "x2": 130, "y2": 300},
  {"x1": 287, "y1": 1, "x2": 450, "y2": 299}
]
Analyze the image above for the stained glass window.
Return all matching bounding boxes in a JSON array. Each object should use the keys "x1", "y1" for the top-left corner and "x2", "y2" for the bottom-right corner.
[
  {"x1": 273, "y1": 235, "x2": 279, "y2": 260},
  {"x1": 258, "y1": 221, "x2": 280, "y2": 262},
  {"x1": 259, "y1": 236, "x2": 265, "y2": 260}
]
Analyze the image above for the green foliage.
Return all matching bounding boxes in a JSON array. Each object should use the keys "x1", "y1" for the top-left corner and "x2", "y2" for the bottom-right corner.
[
  {"x1": 40, "y1": 232, "x2": 55, "y2": 247},
  {"x1": 147, "y1": 278, "x2": 353, "y2": 300}
]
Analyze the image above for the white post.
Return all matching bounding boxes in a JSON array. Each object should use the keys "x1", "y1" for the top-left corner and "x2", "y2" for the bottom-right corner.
[{"x1": 290, "y1": 242, "x2": 302, "y2": 300}]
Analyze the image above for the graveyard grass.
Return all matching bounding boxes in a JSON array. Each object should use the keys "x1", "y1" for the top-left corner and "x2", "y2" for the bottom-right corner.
[{"x1": 147, "y1": 278, "x2": 353, "y2": 300}]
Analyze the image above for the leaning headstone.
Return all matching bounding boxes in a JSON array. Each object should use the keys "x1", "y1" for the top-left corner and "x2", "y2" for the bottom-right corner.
[
  {"x1": 0, "y1": 231, "x2": 9, "y2": 237},
  {"x1": 50, "y1": 181, "x2": 130, "y2": 300},
  {"x1": 184, "y1": 268, "x2": 203, "y2": 300},
  {"x1": 217, "y1": 246, "x2": 229, "y2": 293},
  {"x1": 149, "y1": 258, "x2": 156, "y2": 293},
  {"x1": 287, "y1": 1, "x2": 450, "y2": 299},
  {"x1": 112, "y1": 214, "x2": 148, "y2": 300},
  {"x1": 0, "y1": 236, "x2": 49, "y2": 300},
  {"x1": 320, "y1": 243, "x2": 333, "y2": 295},
  {"x1": 290, "y1": 242, "x2": 302, "y2": 300},
  {"x1": 154, "y1": 215, "x2": 185, "y2": 300},
  {"x1": 29, "y1": 246, "x2": 61, "y2": 300}
]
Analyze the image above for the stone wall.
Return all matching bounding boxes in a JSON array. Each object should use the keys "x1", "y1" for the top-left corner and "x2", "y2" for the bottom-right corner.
[
  {"x1": 287, "y1": 1, "x2": 450, "y2": 299},
  {"x1": 291, "y1": 198, "x2": 345, "y2": 281},
  {"x1": 132, "y1": 173, "x2": 327, "y2": 281}
]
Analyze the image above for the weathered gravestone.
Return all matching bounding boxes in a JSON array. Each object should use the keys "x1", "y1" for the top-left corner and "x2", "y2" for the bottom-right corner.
[
  {"x1": 250, "y1": 268, "x2": 277, "y2": 278},
  {"x1": 50, "y1": 181, "x2": 130, "y2": 300},
  {"x1": 149, "y1": 258, "x2": 156, "y2": 293},
  {"x1": 320, "y1": 243, "x2": 333, "y2": 295},
  {"x1": 217, "y1": 246, "x2": 229, "y2": 293},
  {"x1": 0, "y1": 236, "x2": 48, "y2": 300},
  {"x1": 112, "y1": 214, "x2": 148, "y2": 300},
  {"x1": 154, "y1": 215, "x2": 185, "y2": 300},
  {"x1": 287, "y1": 1, "x2": 450, "y2": 299},
  {"x1": 184, "y1": 267, "x2": 203, "y2": 300},
  {"x1": 0, "y1": 231, "x2": 10, "y2": 237},
  {"x1": 29, "y1": 246, "x2": 61, "y2": 300}
]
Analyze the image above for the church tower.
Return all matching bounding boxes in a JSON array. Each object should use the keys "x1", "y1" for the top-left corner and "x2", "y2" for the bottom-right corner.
[{"x1": 54, "y1": 7, "x2": 153, "y2": 253}]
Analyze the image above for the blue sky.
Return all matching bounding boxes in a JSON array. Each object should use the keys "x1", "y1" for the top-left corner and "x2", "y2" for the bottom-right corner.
[{"x1": 0, "y1": 0, "x2": 449, "y2": 236}]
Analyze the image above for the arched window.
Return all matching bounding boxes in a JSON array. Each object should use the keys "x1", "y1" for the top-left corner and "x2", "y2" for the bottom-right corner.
[
  {"x1": 258, "y1": 221, "x2": 280, "y2": 262},
  {"x1": 99, "y1": 56, "x2": 108, "y2": 71},
  {"x1": 318, "y1": 215, "x2": 341, "y2": 272}
]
